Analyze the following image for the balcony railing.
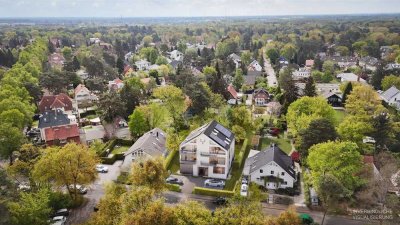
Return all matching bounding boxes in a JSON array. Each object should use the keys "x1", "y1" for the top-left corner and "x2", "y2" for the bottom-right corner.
[
  {"x1": 180, "y1": 146, "x2": 197, "y2": 153},
  {"x1": 180, "y1": 158, "x2": 196, "y2": 164}
]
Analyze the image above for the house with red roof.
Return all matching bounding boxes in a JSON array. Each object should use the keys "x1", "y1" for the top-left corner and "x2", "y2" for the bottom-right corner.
[
  {"x1": 44, "y1": 124, "x2": 80, "y2": 146},
  {"x1": 108, "y1": 78, "x2": 124, "y2": 91},
  {"x1": 227, "y1": 84, "x2": 239, "y2": 105},
  {"x1": 38, "y1": 93, "x2": 74, "y2": 114}
]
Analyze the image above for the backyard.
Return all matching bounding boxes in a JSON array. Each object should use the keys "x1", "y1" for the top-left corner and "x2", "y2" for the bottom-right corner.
[
  {"x1": 111, "y1": 145, "x2": 130, "y2": 154},
  {"x1": 258, "y1": 136, "x2": 292, "y2": 154},
  {"x1": 334, "y1": 109, "x2": 347, "y2": 123}
]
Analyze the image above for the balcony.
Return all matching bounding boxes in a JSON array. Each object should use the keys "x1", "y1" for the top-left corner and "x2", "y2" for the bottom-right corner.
[
  {"x1": 181, "y1": 158, "x2": 196, "y2": 164},
  {"x1": 200, "y1": 159, "x2": 225, "y2": 166},
  {"x1": 180, "y1": 146, "x2": 197, "y2": 153}
]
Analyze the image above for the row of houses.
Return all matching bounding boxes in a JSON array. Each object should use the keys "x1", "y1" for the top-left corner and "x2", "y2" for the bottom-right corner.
[{"x1": 120, "y1": 119, "x2": 298, "y2": 190}]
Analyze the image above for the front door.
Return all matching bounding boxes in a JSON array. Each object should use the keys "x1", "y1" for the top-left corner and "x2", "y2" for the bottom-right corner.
[{"x1": 199, "y1": 167, "x2": 208, "y2": 177}]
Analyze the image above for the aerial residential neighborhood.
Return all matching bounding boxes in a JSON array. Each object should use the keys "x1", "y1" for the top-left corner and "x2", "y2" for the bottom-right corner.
[{"x1": 0, "y1": 1, "x2": 400, "y2": 225}]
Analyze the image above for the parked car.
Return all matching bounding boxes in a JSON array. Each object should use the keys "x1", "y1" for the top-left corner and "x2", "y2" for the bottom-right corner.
[
  {"x1": 53, "y1": 208, "x2": 69, "y2": 217},
  {"x1": 240, "y1": 184, "x2": 248, "y2": 197},
  {"x1": 241, "y1": 177, "x2": 248, "y2": 184},
  {"x1": 204, "y1": 179, "x2": 225, "y2": 188},
  {"x1": 17, "y1": 182, "x2": 31, "y2": 191},
  {"x1": 51, "y1": 216, "x2": 66, "y2": 225},
  {"x1": 96, "y1": 165, "x2": 109, "y2": 173},
  {"x1": 363, "y1": 136, "x2": 376, "y2": 144},
  {"x1": 69, "y1": 184, "x2": 88, "y2": 194},
  {"x1": 212, "y1": 197, "x2": 228, "y2": 205},
  {"x1": 166, "y1": 176, "x2": 184, "y2": 185}
]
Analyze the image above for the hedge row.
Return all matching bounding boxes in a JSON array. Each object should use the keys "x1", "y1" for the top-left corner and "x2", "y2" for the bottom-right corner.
[
  {"x1": 101, "y1": 153, "x2": 125, "y2": 165},
  {"x1": 166, "y1": 183, "x2": 181, "y2": 192},
  {"x1": 193, "y1": 187, "x2": 234, "y2": 197},
  {"x1": 237, "y1": 138, "x2": 249, "y2": 169},
  {"x1": 98, "y1": 139, "x2": 117, "y2": 157},
  {"x1": 164, "y1": 149, "x2": 177, "y2": 170}
]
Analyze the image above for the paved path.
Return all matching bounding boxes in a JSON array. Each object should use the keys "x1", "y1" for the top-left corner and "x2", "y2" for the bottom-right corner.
[
  {"x1": 66, "y1": 161, "x2": 123, "y2": 225},
  {"x1": 263, "y1": 48, "x2": 278, "y2": 87}
]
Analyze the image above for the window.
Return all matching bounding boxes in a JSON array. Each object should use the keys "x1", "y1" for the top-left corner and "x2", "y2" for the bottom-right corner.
[
  {"x1": 283, "y1": 181, "x2": 287, "y2": 185},
  {"x1": 281, "y1": 172, "x2": 285, "y2": 176},
  {"x1": 260, "y1": 169, "x2": 263, "y2": 173},
  {"x1": 271, "y1": 171, "x2": 274, "y2": 174},
  {"x1": 213, "y1": 167, "x2": 225, "y2": 174}
]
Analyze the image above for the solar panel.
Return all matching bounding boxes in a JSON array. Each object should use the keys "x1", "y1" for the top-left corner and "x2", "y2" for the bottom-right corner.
[
  {"x1": 210, "y1": 133, "x2": 227, "y2": 148},
  {"x1": 215, "y1": 124, "x2": 232, "y2": 137}
]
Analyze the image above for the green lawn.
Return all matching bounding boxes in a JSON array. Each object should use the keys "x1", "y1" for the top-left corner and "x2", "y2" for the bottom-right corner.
[
  {"x1": 259, "y1": 137, "x2": 292, "y2": 154},
  {"x1": 111, "y1": 146, "x2": 130, "y2": 154},
  {"x1": 32, "y1": 120, "x2": 39, "y2": 128},
  {"x1": 334, "y1": 109, "x2": 347, "y2": 123},
  {"x1": 168, "y1": 151, "x2": 180, "y2": 174},
  {"x1": 224, "y1": 133, "x2": 252, "y2": 191}
]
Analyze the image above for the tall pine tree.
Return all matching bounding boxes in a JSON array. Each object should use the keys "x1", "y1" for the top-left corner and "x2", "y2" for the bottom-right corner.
[
  {"x1": 304, "y1": 77, "x2": 317, "y2": 97},
  {"x1": 342, "y1": 82, "x2": 353, "y2": 105}
]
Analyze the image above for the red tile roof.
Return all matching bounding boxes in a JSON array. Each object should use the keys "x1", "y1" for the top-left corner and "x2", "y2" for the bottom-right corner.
[
  {"x1": 39, "y1": 93, "x2": 73, "y2": 113},
  {"x1": 227, "y1": 84, "x2": 238, "y2": 99},
  {"x1": 44, "y1": 124, "x2": 80, "y2": 142},
  {"x1": 306, "y1": 60, "x2": 314, "y2": 67},
  {"x1": 74, "y1": 84, "x2": 89, "y2": 96}
]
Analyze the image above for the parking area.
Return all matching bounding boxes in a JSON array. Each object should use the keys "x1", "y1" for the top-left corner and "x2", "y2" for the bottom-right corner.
[
  {"x1": 170, "y1": 175, "x2": 224, "y2": 194},
  {"x1": 66, "y1": 160, "x2": 123, "y2": 225}
]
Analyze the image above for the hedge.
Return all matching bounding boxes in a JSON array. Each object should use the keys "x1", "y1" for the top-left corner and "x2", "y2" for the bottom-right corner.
[
  {"x1": 101, "y1": 153, "x2": 125, "y2": 165},
  {"x1": 164, "y1": 149, "x2": 178, "y2": 170},
  {"x1": 237, "y1": 138, "x2": 249, "y2": 169},
  {"x1": 166, "y1": 183, "x2": 181, "y2": 192},
  {"x1": 98, "y1": 139, "x2": 117, "y2": 157},
  {"x1": 193, "y1": 187, "x2": 234, "y2": 197}
]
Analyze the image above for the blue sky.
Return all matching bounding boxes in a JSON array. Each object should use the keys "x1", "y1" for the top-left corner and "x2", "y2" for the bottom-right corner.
[{"x1": 0, "y1": 0, "x2": 399, "y2": 17}]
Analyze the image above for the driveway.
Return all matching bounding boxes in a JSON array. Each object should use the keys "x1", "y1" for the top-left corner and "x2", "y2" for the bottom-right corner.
[
  {"x1": 262, "y1": 48, "x2": 278, "y2": 87},
  {"x1": 172, "y1": 175, "x2": 224, "y2": 195},
  {"x1": 66, "y1": 160, "x2": 123, "y2": 225}
]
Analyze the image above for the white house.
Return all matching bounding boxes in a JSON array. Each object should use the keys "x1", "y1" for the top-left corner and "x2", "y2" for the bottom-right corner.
[
  {"x1": 135, "y1": 59, "x2": 150, "y2": 71},
  {"x1": 292, "y1": 67, "x2": 311, "y2": 79},
  {"x1": 75, "y1": 84, "x2": 96, "y2": 104},
  {"x1": 380, "y1": 86, "x2": 400, "y2": 110},
  {"x1": 121, "y1": 128, "x2": 167, "y2": 172},
  {"x1": 337, "y1": 73, "x2": 366, "y2": 83},
  {"x1": 248, "y1": 60, "x2": 262, "y2": 72},
  {"x1": 228, "y1": 53, "x2": 241, "y2": 69},
  {"x1": 169, "y1": 50, "x2": 184, "y2": 61},
  {"x1": 108, "y1": 78, "x2": 124, "y2": 91},
  {"x1": 243, "y1": 145, "x2": 297, "y2": 189},
  {"x1": 179, "y1": 120, "x2": 235, "y2": 179}
]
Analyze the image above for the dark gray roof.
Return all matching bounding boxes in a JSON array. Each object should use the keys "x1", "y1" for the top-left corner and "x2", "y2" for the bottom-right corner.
[
  {"x1": 170, "y1": 60, "x2": 182, "y2": 69},
  {"x1": 244, "y1": 145, "x2": 295, "y2": 178},
  {"x1": 181, "y1": 120, "x2": 234, "y2": 150},
  {"x1": 38, "y1": 110, "x2": 70, "y2": 129},
  {"x1": 244, "y1": 71, "x2": 262, "y2": 86},
  {"x1": 124, "y1": 128, "x2": 167, "y2": 157},
  {"x1": 228, "y1": 53, "x2": 241, "y2": 61},
  {"x1": 381, "y1": 86, "x2": 400, "y2": 102},
  {"x1": 360, "y1": 56, "x2": 378, "y2": 66}
]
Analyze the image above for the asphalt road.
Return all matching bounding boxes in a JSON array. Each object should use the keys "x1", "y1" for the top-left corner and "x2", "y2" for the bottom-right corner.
[
  {"x1": 263, "y1": 48, "x2": 278, "y2": 87},
  {"x1": 66, "y1": 161, "x2": 123, "y2": 225}
]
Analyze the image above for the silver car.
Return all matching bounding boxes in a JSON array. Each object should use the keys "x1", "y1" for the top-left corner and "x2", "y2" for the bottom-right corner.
[{"x1": 204, "y1": 179, "x2": 225, "y2": 187}]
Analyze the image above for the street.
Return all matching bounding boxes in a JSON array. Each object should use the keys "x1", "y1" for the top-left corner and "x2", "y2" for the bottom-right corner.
[{"x1": 263, "y1": 48, "x2": 278, "y2": 87}]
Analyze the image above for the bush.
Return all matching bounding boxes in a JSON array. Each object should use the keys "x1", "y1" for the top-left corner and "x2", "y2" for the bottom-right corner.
[
  {"x1": 193, "y1": 187, "x2": 234, "y2": 197},
  {"x1": 166, "y1": 183, "x2": 181, "y2": 192},
  {"x1": 274, "y1": 196, "x2": 293, "y2": 205},
  {"x1": 101, "y1": 154, "x2": 116, "y2": 164},
  {"x1": 275, "y1": 188, "x2": 296, "y2": 196},
  {"x1": 98, "y1": 139, "x2": 117, "y2": 157},
  {"x1": 116, "y1": 172, "x2": 131, "y2": 184},
  {"x1": 49, "y1": 191, "x2": 73, "y2": 210},
  {"x1": 237, "y1": 138, "x2": 248, "y2": 168},
  {"x1": 116, "y1": 139, "x2": 134, "y2": 146},
  {"x1": 164, "y1": 150, "x2": 177, "y2": 170}
]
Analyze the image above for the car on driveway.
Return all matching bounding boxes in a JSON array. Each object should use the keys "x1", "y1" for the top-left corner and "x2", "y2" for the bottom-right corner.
[
  {"x1": 212, "y1": 197, "x2": 228, "y2": 205},
  {"x1": 53, "y1": 208, "x2": 69, "y2": 217},
  {"x1": 51, "y1": 216, "x2": 67, "y2": 225},
  {"x1": 240, "y1": 184, "x2": 248, "y2": 197},
  {"x1": 69, "y1": 184, "x2": 88, "y2": 194},
  {"x1": 204, "y1": 179, "x2": 225, "y2": 188},
  {"x1": 96, "y1": 165, "x2": 109, "y2": 173},
  {"x1": 166, "y1": 176, "x2": 184, "y2": 185}
]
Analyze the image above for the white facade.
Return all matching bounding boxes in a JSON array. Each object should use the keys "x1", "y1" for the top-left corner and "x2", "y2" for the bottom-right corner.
[
  {"x1": 292, "y1": 67, "x2": 311, "y2": 78},
  {"x1": 135, "y1": 59, "x2": 150, "y2": 71},
  {"x1": 180, "y1": 134, "x2": 235, "y2": 180},
  {"x1": 248, "y1": 60, "x2": 262, "y2": 72},
  {"x1": 245, "y1": 161, "x2": 295, "y2": 189},
  {"x1": 170, "y1": 50, "x2": 184, "y2": 61}
]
